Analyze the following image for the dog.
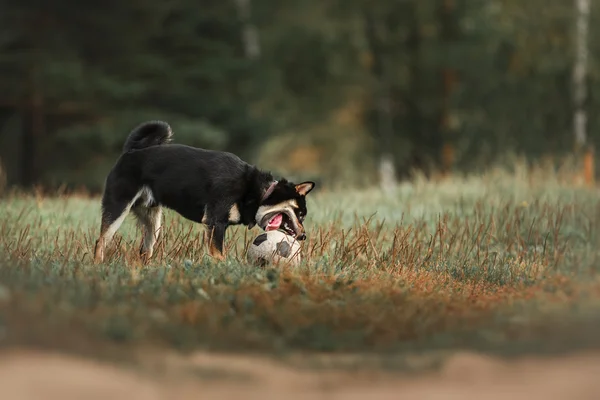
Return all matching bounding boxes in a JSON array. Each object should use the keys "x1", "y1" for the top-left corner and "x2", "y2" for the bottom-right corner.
[{"x1": 93, "y1": 120, "x2": 315, "y2": 264}]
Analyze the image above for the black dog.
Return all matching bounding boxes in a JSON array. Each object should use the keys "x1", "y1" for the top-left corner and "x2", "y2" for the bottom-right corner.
[{"x1": 93, "y1": 121, "x2": 315, "y2": 263}]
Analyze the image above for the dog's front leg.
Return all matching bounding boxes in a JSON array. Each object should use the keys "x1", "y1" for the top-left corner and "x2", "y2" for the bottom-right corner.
[
  {"x1": 206, "y1": 223, "x2": 227, "y2": 261},
  {"x1": 94, "y1": 238, "x2": 105, "y2": 264}
]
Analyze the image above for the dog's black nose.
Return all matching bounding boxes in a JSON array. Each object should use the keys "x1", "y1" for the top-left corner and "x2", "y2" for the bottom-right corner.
[{"x1": 297, "y1": 233, "x2": 306, "y2": 241}]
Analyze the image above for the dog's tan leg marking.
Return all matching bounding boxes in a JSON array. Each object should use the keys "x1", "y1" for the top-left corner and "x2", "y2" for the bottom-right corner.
[
  {"x1": 93, "y1": 191, "x2": 143, "y2": 264},
  {"x1": 209, "y1": 241, "x2": 226, "y2": 261},
  {"x1": 201, "y1": 206, "x2": 208, "y2": 224},
  {"x1": 228, "y1": 203, "x2": 241, "y2": 223},
  {"x1": 94, "y1": 233, "x2": 106, "y2": 264},
  {"x1": 144, "y1": 207, "x2": 162, "y2": 258},
  {"x1": 205, "y1": 227, "x2": 226, "y2": 261},
  {"x1": 134, "y1": 206, "x2": 163, "y2": 263}
]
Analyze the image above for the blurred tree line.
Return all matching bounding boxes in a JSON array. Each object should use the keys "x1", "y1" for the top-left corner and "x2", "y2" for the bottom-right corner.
[{"x1": 0, "y1": 0, "x2": 597, "y2": 191}]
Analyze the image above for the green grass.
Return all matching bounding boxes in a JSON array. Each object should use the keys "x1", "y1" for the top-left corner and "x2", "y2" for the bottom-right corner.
[{"x1": 2, "y1": 166, "x2": 600, "y2": 370}]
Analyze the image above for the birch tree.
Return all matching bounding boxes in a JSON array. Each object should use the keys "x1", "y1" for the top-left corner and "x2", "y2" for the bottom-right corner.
[
  {"x1": 573, "y1": 0, "x2": 590, "y2": 150},
  {"x1": 235, "y1": 0, "x2": 260, "y2": 59},
  {"x1": 362, "y1": 6, "x2": 397, "y2": 192}
]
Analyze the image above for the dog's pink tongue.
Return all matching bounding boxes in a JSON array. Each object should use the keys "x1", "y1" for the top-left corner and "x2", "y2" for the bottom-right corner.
[{"x1": 266, "y1": 214, "x2": 283, "y2": 231}]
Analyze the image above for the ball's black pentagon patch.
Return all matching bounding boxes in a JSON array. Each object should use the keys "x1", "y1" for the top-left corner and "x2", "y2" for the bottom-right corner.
[
  {"x1": 253, "y1": 234, "x2": 268, "y2": 246},
  {"x1": 276, "y1": 241, "x2": 292, "y2": 258}
]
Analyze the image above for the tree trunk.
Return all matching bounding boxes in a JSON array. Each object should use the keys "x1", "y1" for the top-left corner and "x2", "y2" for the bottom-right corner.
[
  {"x1": 20, "y1": 69, "x2": 44, "y2": 187},
  {"x1": 406, "y1": 0, "x2": 423, "y2": 178},
  {"x1": 234, "y1": 0, "x2": 260, "y2": 59},
  {"x1": 439, "y1": 0, "x2": 459, "y2": 176},
  {"x1": 573, "y1": 0, "x2": 590, "y2": 150},
  {"x1": 363, "y1": 8, "x2": 396, "y2": 192}
]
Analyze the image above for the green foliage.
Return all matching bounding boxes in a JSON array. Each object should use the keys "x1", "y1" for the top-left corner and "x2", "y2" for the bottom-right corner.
[{"x1": 0, "y1": 0, "x2": 599, "y2": 188}]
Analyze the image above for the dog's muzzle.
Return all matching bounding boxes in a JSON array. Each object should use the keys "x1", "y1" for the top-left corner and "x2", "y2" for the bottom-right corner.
[{"x1": 257, "y1": 209, "x2": 305, "y2": 239}]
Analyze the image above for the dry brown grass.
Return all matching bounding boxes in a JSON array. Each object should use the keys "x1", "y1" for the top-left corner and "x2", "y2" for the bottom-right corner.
[{"x1": 1, "y1": 166, "x2": 600, "y2": 368}]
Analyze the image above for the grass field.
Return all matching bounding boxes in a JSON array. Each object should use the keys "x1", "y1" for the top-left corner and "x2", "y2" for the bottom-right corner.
[{"x1": 2, "y1": 164, "x2": 600, "y2": 377}]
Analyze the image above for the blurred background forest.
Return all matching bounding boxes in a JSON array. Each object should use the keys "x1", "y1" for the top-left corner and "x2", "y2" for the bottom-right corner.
[{"x1": 0, "y1": 0, "x2": 598, "y2": 192}]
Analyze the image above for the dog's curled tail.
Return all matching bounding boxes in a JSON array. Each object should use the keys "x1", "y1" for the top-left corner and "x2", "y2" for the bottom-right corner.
[{"x1": 123, "y1": 120, "x2": 173, "y2": 153}]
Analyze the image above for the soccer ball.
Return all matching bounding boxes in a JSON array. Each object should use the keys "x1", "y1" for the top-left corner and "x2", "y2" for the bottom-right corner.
[{"x1": 246, "y1": 229, "x2": 302, "y2": 267}]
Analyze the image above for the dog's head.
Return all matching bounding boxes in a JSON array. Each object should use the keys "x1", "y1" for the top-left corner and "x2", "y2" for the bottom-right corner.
[{"x1": 255, "y1": 179, "x2": 315, "y2": 240}]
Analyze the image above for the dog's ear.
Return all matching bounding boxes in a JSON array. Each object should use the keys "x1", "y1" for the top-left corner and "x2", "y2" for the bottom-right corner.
[{"x1": 295, "y1": 181, "x2": 315, "y2": 196}]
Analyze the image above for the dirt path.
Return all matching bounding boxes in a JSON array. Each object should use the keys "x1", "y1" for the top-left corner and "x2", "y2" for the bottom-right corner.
[{"x1": 2, "y1": 349, "x2": 600, "y2": 400}]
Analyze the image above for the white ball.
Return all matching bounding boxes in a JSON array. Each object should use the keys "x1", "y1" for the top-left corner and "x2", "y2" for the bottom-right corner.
[{"x1": 247, "y1": 230, "x2": 302, "y2": 267}]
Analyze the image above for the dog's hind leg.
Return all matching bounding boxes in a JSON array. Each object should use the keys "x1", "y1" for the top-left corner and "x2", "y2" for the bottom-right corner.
[
  {"x1": 205, "y1": 223, "x2": 227, "y2": 261},
  {"x1": 94, "y1": 189, "x2": 143, "y2": 264},
  {"x1": 132, "y1": 206, "x2": 163, "y2": 263}
]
